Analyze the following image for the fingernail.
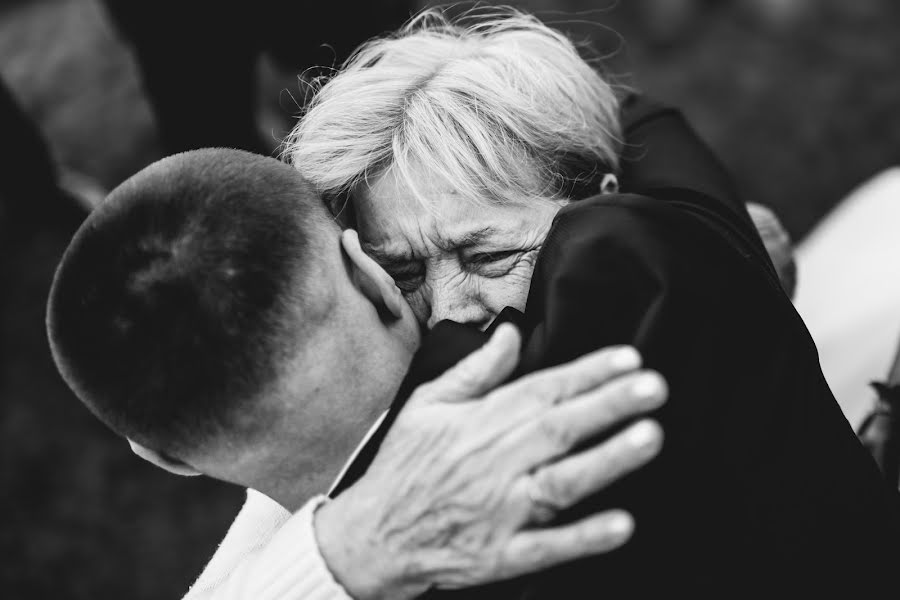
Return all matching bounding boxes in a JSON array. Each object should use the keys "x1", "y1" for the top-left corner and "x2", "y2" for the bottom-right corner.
[
  {"x1": 628, "y1": 420, "x2": 658, "y2": 447},
  {"x1": 632, "y1": 373, "x2": 660, "y2": 398},
  {"x1": 611, "y1": 347, "x2": 641, "y2": 370},
  {"x1": 609, "y1": 512, "x2": 634, "y2": 536}
]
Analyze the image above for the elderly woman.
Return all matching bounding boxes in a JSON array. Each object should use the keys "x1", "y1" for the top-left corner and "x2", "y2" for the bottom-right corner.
[
  {"x1": 288, "y1": 10, "x2": 795, "y2": 326},
  {"x1": 185, "y1": 8, "x2": 896, "y2": 599},
  {"x1": 284, "y1": 8, "x2": 899, "y2": 598},
  {"x1": 290, "y1": 10, "x2": 625, "y2": 327}
]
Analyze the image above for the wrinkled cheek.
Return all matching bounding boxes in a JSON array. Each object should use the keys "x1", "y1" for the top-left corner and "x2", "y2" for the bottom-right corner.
[
  {"x1": 405, "y1": 290, "x2": 431, "y2": 326},
  {"x1": 488, "y1": 272, "x2": 534, "y2": 313}
]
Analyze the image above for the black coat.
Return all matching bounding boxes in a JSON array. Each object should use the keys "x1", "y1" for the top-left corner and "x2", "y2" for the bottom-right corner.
[
  {"x1": 507, "y1": 192, "x2": 899, "y2": 597},
  {"x1": 333, "y1": 98, "x2": 900, "y2": 596}
]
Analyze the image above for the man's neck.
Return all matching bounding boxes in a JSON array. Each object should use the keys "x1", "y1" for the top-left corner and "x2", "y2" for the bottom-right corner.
[
  {"x1": 263, "y1": 472, "x2": 335, "y2": 513},
  {"x1": 329, "y1": 321, "x2": 494, "y2": 498},
  {"x1": 249, "y1": 323, "x2": 490, "y2": 510},
  {"x1": 250, "y1": 409, "x2": 391, "y2": 512}
]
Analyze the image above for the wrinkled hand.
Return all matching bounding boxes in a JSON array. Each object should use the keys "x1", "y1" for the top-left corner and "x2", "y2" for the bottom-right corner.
[{"x1": 315, "y1": 324, "x2": 666, "y2": 600}]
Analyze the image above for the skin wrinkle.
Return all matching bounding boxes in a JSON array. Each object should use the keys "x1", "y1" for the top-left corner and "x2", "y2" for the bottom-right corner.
[
  {"x1": 396, "y1": 471, "x2": 516, "y2": 577},
  {"x1": 375, "y1": 363, "x2": 577, "y2": 583},
  {"x1": 357, "y1": 168, "x2": 561, "y2": 328},
  {"x1": 384, "y1": 470, "x2": 486, "y2": 553},
  {"x1": 378, "y1": 394, "x2": 539, "y2": 567}
]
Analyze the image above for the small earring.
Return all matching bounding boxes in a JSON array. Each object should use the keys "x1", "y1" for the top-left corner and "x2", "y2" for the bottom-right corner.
[{"x1": 600, "y1": 173, "x2": 619, "y2": 194}]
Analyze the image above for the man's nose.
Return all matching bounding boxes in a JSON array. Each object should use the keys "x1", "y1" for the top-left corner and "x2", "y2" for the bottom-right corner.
[{"x1": 425, "y1": 280, "x2": 492, "y2": 330}]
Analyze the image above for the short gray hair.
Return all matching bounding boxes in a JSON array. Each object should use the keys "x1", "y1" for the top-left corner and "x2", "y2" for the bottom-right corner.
[{"x1": 285, "y1": 6, "x2": 622, "y2": 210}]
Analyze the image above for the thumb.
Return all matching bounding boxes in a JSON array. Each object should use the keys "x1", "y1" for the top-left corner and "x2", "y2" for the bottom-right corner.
[{"x1": 424, "y1": 323, "x2": 522, "y2": 404}]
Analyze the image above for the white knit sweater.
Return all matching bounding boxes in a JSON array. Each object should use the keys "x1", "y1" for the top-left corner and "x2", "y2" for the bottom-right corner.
[
  {"x1": 182, "y1": 414, "x2": 390, "y2": 599},
  {"x1": 182, "y1": 490, "x2": 352, "y2": 600}
]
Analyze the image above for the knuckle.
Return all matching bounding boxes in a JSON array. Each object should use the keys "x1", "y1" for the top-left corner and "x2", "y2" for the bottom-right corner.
[
  {"x1": 517, "y1": 538, "x2": 550, "y2": 570},
  {"x1": 484, "y1": 548, "x2": 514, "y2": 583},
  {"x1": 492, "y1": 548, "x2": 513, "y2": 581},
  {"x1": 571, "y1": 521, "x2": 596, "y2": 550},
  {"x1": 450, "y1": 359, "x2": 488, "y2": 391},
  {"x1": 408, "y1": 381, "x2": 437, "y2": 404},
  {"x1": 536, "y1": 415, "x2": 575, "y2": 452},
  {"x1": 518, "y1": 371, "x2": 565, "y2": 406},
  {"x1": 532, "y1": 469, "x2": 571, "y2": 508},
  {"x1": 456, "y1": 362, "x2": 484, "y2": 387},
  {"x1": 597, "y1": 385, "x2": 630, "y2": 417}
]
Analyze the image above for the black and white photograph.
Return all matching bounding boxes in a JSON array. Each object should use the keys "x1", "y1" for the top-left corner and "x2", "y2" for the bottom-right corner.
[{"x1": 2, "y1": 0, "x2": 899, "y2": 598}]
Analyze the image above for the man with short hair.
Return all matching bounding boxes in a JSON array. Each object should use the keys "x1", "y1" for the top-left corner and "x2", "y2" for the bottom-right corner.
[{"x1": 47, "y1": 148, "x2": 668, "y2": 599}]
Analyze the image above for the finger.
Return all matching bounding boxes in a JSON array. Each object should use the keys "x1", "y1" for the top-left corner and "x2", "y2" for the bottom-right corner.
[
  {"x1": 496, "y1": 510, "x2": 634, "y2": 581},
  {"x1": 496, "y1": 370, "x2": 666, "y2": 472},
  {"x1": 489, "y1": 345, "x2": 642, "y2": 414},
  {"x1": 423, "y1": 323, "x2": 521, "y2": 403},
  {"x1": 528, "y1": 419, "x2": 663, "y2": 521},
  {"x1": 537, "y1": 371, "x2": 666, "y2": 456}
]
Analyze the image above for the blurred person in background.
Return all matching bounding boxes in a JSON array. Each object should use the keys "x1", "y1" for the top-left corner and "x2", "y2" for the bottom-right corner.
[
  {"x1": 100, "y1": 0, "x2": 414, "y2": 155},
  {"x1": 633, "y1": 0, "x2": 816, "y2": 46},
  {"x1": 0, "y1": 77, "x2": 87, "y2": 243},
  {"x1": 0, "y1": 70, "x2": 96, "y2": 599}
]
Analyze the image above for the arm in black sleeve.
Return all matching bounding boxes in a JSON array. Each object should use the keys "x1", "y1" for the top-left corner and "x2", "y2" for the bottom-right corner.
[
  {"x1": 618, "y1": 94, "x2": 753, "y2": 228},
  {"x1": 517, "y1": 193, "x2": 900, "y2": 596}
]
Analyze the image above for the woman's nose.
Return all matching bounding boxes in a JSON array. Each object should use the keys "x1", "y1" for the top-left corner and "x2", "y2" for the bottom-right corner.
[{"x1": 425, "y1": 280, "x2": 492, "y2": 330}]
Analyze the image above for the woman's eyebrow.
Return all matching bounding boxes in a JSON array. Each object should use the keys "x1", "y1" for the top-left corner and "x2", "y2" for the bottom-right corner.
[
  {"x1": 362, "y1": 244, "x2": 418, "y2": 268},
  {"x1": 443, "y1": 226, "x2": 505, "y2": 250}
]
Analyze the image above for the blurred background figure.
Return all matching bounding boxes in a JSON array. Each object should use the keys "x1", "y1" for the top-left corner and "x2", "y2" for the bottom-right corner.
[
  {"x1": 634, "y1": 0, "x2": 705, "y2": 47},
  {"x1": 0, "y1": 77, "x2": 87, "y2": 241},
  {"x1": 2, "y1": 0, "x2": 899, "y2": 598},
  {"x1": 792, "y1": 168, "x2": 900, "y2": 428},
  {"x1": 100, "y1": 0, "x2": 414, "y2": 156},
  {"x1": 632, "y1": 0, "x2": 816, "y2": 47},
  {"x1": 738, "y1": 0, "x2": 817, "y2": 28},
  {"x1": 792, "y1": 167, "x2": 900, "y2": 482}
]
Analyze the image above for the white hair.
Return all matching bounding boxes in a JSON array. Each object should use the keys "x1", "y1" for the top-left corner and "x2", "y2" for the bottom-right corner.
[{"x1": 284, "y1": 6, "x2": 622, "y2": 210}]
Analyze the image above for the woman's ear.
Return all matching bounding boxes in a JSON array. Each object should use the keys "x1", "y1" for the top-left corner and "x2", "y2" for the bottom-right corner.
[
  {"x1": 600, "y1": 173, "x2": 619, "y2": 195},
  {"x1": 128, "y1": 439, "x2": 202, "y2": 477},
  {"x1": 340, "y1": 229, "x2": 405, "y2": 320}
]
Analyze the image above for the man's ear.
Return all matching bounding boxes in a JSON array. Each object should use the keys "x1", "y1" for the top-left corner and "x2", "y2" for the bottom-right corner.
[
  {"x1": 340, "y1": 229, "x2": 405, "y2": 320},
  {"x1": 128, "y1": 439, "x2": 202, "y2": 477}
]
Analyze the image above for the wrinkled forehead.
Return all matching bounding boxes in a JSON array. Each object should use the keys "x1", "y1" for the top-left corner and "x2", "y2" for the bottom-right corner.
[
  {"x1": 353, "y1": 168, "x2": 559, "y2": 259},
  {"x1": 356, "y1": 167, "x2": 473, "y2": 217}
]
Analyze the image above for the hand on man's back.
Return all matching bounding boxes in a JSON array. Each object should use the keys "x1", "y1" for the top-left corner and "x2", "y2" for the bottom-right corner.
[{"x1": 315, "y1": 324, "x2": 667, "y2": 600}]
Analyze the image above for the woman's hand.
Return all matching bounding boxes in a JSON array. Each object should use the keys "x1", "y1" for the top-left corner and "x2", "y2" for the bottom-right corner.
[{"x1": 314, "y1": 324, "x2": 667, "y2": 600}]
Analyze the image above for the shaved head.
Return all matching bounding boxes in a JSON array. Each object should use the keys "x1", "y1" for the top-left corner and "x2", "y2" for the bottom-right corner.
[{"x1": 48, "y1": 149, "x2": 337, "y2": 457}]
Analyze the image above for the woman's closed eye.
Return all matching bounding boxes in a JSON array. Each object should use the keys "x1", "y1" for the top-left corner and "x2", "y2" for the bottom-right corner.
[
  {"x1": 387, "y1": 264, "x2": 425, "y2": 293},
  {"x1": 465, "y1": 249, "x2": 536, "y2": 277}
]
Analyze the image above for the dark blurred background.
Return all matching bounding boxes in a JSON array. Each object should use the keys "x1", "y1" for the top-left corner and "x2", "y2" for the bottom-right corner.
[{"x1": 1, "y1": 0, "x2": 898, "y2": 597}]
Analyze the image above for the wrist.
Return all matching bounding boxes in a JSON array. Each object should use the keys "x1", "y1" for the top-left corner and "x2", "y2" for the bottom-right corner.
[{"x1": 313, "y1": 492, "x2": 427, "y2": 600}]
